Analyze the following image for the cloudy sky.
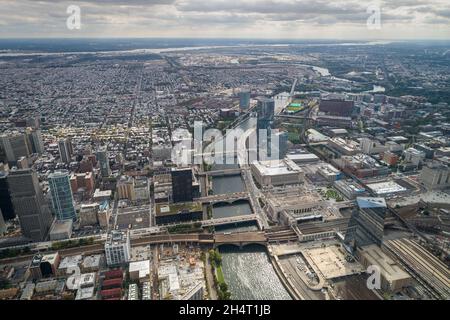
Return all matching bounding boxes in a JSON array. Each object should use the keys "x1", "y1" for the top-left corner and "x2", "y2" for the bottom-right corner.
[{"x1": 0, "y1": 0, "x2": 449, "y2": 39}]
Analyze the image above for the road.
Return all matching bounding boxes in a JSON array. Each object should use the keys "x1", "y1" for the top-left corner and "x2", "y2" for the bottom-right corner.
[
  {"x1": 204, "y1": 251, "x2": 218, "y2": 300},
  {"x1": 241, "y1": 167, "x2": 270, "y2": 229},
  {"x1": 280, "y1": 256, "x2": 323, "y2": 300}
]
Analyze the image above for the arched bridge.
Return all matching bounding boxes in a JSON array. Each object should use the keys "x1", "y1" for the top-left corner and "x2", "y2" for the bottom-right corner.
[
  {"x1": 195, "y1": 192, "x2": 250, "y2": 205},
  {"x1": 197, "y1": 168, "x2": 243, "y2": 177}
]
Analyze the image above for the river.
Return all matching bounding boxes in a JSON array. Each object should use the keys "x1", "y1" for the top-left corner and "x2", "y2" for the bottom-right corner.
[
  {"x1": 211, "y1": 174, "x2": 291, "y2": 300},
  {"x1": 219, "y1": 245, "x2": 292, "y2": 300},
  {"x1": 212, "y1": 175, "x2": 245, "y2": 195}
]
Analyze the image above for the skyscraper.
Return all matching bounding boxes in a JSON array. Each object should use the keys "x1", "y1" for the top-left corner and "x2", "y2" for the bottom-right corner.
[
  {"x1": 58, "y1": 138, "x2": 72, "y2": 164},
  {"x1": 271, "y1": 130, "x2": 289, "y2": 160},
  {"x1": 238, "y1": 90, "x2": 251, "y2": 110},
  {"x1": 26, "y1": 129, "x2": 44, "y2": 154},
  {"x1": 257, "y1": 97, "x2": 275, "y2": 122},
  {"x1": 345, "y1": 197, "x2": 388, "y2": 249},
  {"x1": 256, "y1": 97, "x2": 275, "y2": 160},
  {"x1": 48, "y1": 171, "x2": 77, "y2": 221},
  {"x1": 171, "y1": 167, "x2": 193, "y2": 203},
  {"x1": 0, "y1": 133, "x2": 31, "y2": 165},
  {"x1": 96, "y1": 146, "x2": 111, "y2": 178},
  {"x1": 0, "y1": 171, "x2": 15, "y2": 220},
  {"x1": 8, "y1": 169, "x2": 53, "y2": 242}
]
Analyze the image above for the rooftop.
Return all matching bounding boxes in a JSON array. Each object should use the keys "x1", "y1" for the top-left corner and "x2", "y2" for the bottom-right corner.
[
  {"x1": 366, "y1": 181, "x2": 407, "y2": 195},
  {"x1": 286, "y1": 153, "x2": 319, "y2": 162},
  {"x1": 357, "y1": 197, "x2": 387, "y2": 209},
  {"x1": 251, "y1": 159, "x2": 303, "y2": 176},
  {"x1": 50, "y1": 220, "x2": 73, "y2": 235},
  {"x1": 59, "y1": 255, "x2": 82, "y2": 270},
  {"x1": 129, "y1": 260, "x2": 151, "y2": 279},
  {"x1": 358, "y1": 245, "x2": 411, "y2": 283},
  {"x1": 75, "y1": 286, "x2": 95, "y2": 300},
  {"x1": 155, "y1": 201, "x2": 202, "y2": 216},
  {"x1": 82, "y1": 255, "x2": 102, "y2": 268}
]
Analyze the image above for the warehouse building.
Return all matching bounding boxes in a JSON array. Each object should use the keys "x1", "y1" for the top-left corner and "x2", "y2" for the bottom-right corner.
[{"x1": 357, "y1": 245, "x2": 411, "y2": 292}]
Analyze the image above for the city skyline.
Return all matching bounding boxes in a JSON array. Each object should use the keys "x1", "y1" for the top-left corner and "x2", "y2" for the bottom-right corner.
[{"x1": 0, "y1": 1, "x2": 449, "y2": 304}]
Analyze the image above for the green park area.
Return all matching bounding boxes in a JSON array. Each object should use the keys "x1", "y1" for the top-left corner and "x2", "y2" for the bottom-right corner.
[
  {"x1": 209, "y1": 249, "x2": 231, "y2": 300},
  {"x1": 324, "y1": 188, "x2": 344, "y2": 202}
]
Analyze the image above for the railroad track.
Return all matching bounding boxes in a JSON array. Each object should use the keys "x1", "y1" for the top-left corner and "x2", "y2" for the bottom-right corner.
[
  {"x1": 297, "y1": 218, "x2": 350, "y2": 234},
  {"x1": 385, "y1": 238, "x2": 450, "y2": 300}
]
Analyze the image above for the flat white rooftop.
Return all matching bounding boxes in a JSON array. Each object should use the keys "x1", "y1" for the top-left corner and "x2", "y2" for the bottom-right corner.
[
  {"x1": 59, "y1": 255, "x2": 82, "y2": 270},
  {"x1": 251, "y1": 159, "x2": 303, "y2": 176},
  {"x1": 129, "y1": 260, "x2": 151, "y2": 279},
  {"x1": 367, "y1": 181, "x2": 407, "y2": 195},
  {"x1": 286, "y1": 153, "x2": 319, "y2": 162}
]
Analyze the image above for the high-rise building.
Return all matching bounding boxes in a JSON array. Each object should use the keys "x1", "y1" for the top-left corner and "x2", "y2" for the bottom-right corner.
[
  {"x1": 0, "y1": 171, "x2": 15, "y2": 220},
  {"x1": 0, "y1": 209, "x2": 6, "y2": 235},
  {"x1": 70, "y1": 172, "x2": 95, "y2": 194},
  {"x1": 256, "y1": 97, "x2": 275, "y2": 160},
  {"x1": 48, "y1": 171, "x2": 77, "y2": 221},
  {"x1": 171, "y1": 168, "x2": 193, "y2": 203},
  {"x1": 58, "y1": 138, "x2": 72, "y2": 164},
  {"x1": 117, "y1": 176, "x2": 136, "y2": 202},
  {"x1": 345, "y1": 197, "x2": 388, "y2": 249},
  {"x1": 0, "y1": 134, "x2": 31, "y2": 165},
  {"x1": 79, "y1": 156, "x2": 94, "y2": 173},
  {"x1": 238, "y1": 90, "x2": 251, "y2": 110},
  {"x1": 105, "y1": 230, "x2": 131, "y2": 266},
  {"x1": 271, "y1": 131, "x2": 289, "y2": 159},
  {"x1": 96, "y1": 146, "x2": 111, "y2": 178},
  {"x1": 8, "y1": 169, "x2": 53, "y2": 242},
  {"x1": 26, "y1": 129, "x2": 44, "y2": 154},
  {"x1": 257, "y1": 97, "x2": 275, "y2": 123}
]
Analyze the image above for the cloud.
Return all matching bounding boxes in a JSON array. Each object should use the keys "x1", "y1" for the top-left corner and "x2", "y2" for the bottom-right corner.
[{"x1": 0, "y1": 0, "x2": 449, "y2": 39}]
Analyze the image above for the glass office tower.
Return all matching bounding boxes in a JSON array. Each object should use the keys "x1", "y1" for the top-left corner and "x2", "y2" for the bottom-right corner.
[{"x1": 48, "y1": 171, "x2": 77, "y2": 221}]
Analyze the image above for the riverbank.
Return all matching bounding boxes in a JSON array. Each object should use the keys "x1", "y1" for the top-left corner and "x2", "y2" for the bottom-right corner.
[{"x1": 204, "y1": 251, "x2": 218, "y2": 300}]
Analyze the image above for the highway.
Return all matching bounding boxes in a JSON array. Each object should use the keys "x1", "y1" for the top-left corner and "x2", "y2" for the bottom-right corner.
[
  {"x1": 241, "y1": 167, "x2": 270, "y2": 229},
  {"x1": 279, "y1": 256, "x2": 323, "y2": 300}
]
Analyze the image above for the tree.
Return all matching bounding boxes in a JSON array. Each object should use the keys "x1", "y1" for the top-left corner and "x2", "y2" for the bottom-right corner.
[
  {"x1": 222, "y1": 291, "x2": 231, "y2": 300},
  {"x1": 208, "y1": 249, "x2": 222, "y2": 267},
  {"x1": 0, "y1": 277, "x2": 11, "y2": 290},
  {"x1": 219, "y1": 282, "x2": 228, "y2": 292}
]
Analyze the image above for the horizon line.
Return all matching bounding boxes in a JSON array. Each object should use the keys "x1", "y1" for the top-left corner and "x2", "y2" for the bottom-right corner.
[{"x1": 0, "y1": 36, "x2": 450, "y2": 42}]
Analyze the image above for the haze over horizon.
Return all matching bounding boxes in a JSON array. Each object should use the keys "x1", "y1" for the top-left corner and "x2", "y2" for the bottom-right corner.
[{"x1": 0, "y1": 0, "x2": 449, "y2": 40}]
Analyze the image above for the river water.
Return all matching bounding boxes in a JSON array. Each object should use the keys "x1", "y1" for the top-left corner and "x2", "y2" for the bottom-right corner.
[
  {"x1": 211, "y1": 174, "x2": 291, "y2": 300},
  {"x1": 220, "y1": 245, "x2": 292, "y2": 300},
  {"x1": 212, "y1": 175, "x2": 244, "y2": 195}
]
